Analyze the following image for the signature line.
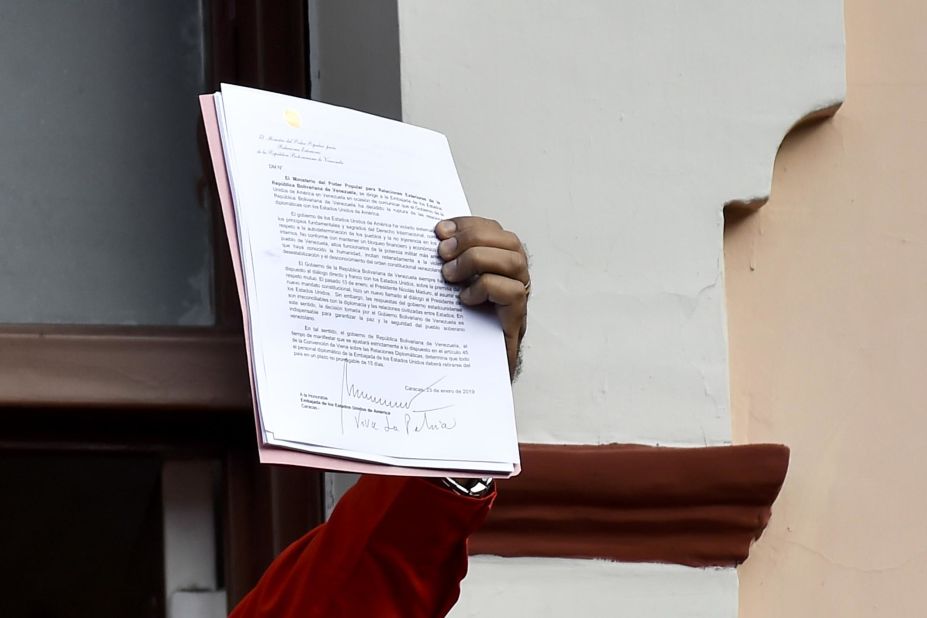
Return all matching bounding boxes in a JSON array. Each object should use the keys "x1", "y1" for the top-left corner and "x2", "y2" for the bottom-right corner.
[{"x1": 339, "y1": 361, "x2": 449, "y2": 433}]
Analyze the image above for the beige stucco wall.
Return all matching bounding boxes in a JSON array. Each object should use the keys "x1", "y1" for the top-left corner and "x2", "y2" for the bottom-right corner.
[{"x1": 729, "y1": 1, "x2": 927, "y2": 615}]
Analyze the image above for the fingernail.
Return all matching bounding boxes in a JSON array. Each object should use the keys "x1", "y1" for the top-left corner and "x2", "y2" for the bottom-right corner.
[
  {"x1": 438, "y1": 237, "x2": 457, "y2": 257},
  {"x1": 459, "y1": 286, "x2": 471, "y2": 301},
  {"x1": 436, "y1": 220, "x2": 457, "y2": 236},
  {"x1": 442, "y1": 259, "x2": 458, "y2": 279}
]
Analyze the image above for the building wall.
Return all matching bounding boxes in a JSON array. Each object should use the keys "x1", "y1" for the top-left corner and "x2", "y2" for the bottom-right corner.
[
  {"x1": 729, "y1": 1, "x2": 927, "y2": 615},
  {"x1": 308, "y1": 1, "x2": 913, "y2": 615},
  {"x1": 394, "y1": 1, "x2": 844, "y2": 616},
  {"x1": 396, "y1": 0, "x2": 843, "y2": 447}
]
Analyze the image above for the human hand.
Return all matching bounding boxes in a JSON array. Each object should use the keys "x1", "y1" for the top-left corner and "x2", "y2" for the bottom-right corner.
[{"x1": 435, "y1": 216, "x2": 529, "y2": 380}]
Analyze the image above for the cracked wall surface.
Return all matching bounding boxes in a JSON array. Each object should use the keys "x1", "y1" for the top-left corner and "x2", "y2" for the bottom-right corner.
[
  {"x1": 312, "y1": 1, "x2": 851, "y2": 615},
  {"x1": 398, "y1": 0, "x2": 844, "y2": 447},
  {"x1": 395, "y1": 0, "x2": 846, "y2": 616}
]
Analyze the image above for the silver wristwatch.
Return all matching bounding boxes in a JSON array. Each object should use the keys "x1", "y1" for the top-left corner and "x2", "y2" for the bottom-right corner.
[{"x1": 440, "y1": 477, "x2": 494, "y2": 497}]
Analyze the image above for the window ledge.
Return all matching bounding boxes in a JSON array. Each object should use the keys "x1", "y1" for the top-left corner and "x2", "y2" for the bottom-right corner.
[{"x1": 0, "y1": 326, "x2": 251, "y2": 410}]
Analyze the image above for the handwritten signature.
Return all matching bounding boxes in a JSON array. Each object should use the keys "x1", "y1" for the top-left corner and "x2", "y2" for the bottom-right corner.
[
  {"x1": 404, "y1": 410, "x2": 457, "y2": 434},
  {"x1": 339, "y1": 361, "x2": 455, "y2": 435}
]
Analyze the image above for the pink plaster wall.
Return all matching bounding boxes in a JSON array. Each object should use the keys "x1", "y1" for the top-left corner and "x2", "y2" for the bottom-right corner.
[{"x1": 727, "y1": 1, "x2": 927, "y2": 615}]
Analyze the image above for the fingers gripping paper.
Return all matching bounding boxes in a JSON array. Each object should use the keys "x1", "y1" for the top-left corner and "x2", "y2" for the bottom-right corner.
[{"x1": 199, "y1": 85, "x2": 519, "y2": 477}]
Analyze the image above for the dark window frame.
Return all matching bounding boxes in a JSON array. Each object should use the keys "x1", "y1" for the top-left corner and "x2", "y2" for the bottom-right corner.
[
  {"x1": 0, "y1": 0, "x2": 321, "y2": 607},
  {"x1": 0, "y1": 1, "x2": 310, "y2": 410}
]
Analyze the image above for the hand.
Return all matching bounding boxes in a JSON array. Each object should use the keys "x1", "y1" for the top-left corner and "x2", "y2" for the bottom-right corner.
[{"x1": 435, "y1": 216, "x2": 529, "y2": 380}]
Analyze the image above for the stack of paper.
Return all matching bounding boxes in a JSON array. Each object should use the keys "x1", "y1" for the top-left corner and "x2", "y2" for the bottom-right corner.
[{"x1": 200, "y1": 84, "x2": 519, "y2": 477}]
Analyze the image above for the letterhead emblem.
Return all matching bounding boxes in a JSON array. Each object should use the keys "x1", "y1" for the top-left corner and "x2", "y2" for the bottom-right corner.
[{"x1": 284, "y1": 109, "x2": 302, "y2": 128}]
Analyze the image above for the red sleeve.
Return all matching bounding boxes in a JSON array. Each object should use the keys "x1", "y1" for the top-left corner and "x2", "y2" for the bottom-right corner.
[{"x1": 230, "y1": 475, "x2": 495, "y2": 618}]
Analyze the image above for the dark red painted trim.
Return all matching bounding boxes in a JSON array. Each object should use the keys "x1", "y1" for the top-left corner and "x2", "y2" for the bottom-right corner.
[{"x1": 471, "y1": 443, "x2": 790, "y2": 567}]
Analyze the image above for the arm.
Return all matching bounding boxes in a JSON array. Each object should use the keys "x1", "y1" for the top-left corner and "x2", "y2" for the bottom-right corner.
[{"x1": 230, "y1": 476, "x2": 494, "y2": 618}]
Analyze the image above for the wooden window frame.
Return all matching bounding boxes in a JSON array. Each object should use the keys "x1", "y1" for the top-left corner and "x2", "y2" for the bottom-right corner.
[
  {"x1": 0, "y1": 1, "x2": 309, "y2": 410},
  {"x1": 0, "y1": 1, "x2": 319, "y2": 607}
]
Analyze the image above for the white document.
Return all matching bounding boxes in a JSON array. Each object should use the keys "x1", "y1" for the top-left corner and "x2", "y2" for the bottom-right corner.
[{"x1": 213, "y1": 84, "x2": 519, "y2": 475}]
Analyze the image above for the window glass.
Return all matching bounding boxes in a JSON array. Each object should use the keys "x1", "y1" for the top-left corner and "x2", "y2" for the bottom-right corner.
[{"x1": 0, "y1": 1, "x2": 213, "y2": 325}]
